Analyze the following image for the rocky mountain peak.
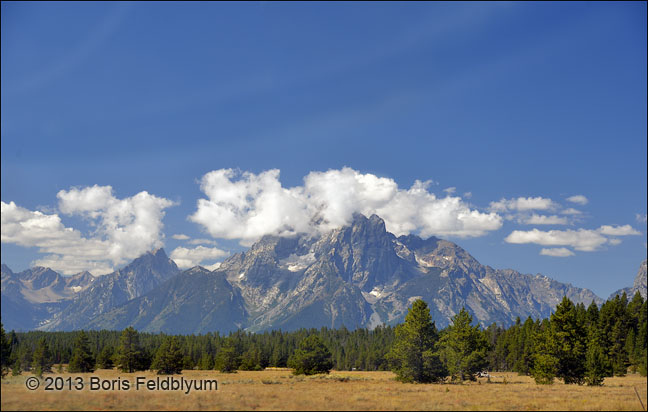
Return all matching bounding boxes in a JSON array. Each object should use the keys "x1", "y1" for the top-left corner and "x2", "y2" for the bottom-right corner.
[
  {"x1": 633, "y1": 260, "x2": 647, "y2": 291},
  {"x1": 1, "y1": 264, "x2": 14, "y2": 276},
  {"x1": 611, "y1": 259, "x2": 647, "y2": 299}
]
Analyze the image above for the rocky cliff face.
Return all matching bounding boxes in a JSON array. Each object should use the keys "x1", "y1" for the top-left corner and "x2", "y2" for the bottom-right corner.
[
  {"x1": 216, "y1": 214, "x2": 602, "y2": 331},
  {"x1": 87, "y1": 266, "x2": 247, "y2": 334},
  {"x1": 610, "y1": 260, "x2": 647, "y2": 300}
]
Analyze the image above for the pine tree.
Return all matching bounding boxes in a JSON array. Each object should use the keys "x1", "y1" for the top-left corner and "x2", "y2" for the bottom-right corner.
[
  {"x1": 215, "y1": 339, "x2": 240, "y2": 373},
  {"x1": 288, "y1": 335, "x2": 334, "y2": 375},
  {"x1": 11, "y1": 359, "x2": 21, "y2": 376},
  {"x1": 551, "y1": 297, "x2": 586, "y2": 384},
  {"x1": 584, "y1": 340, "x2": 609, "y2": 386},
  {"x1": 151, "y1": 336, "x2": 184, "y2": 375},
  {"x1": 32, "y1": 338, "x2": 53, "y2": 376},
  {"x1": 531, "y1": 319, "x2": 558, "y2": 385},
  {"x1": 0, "y1": 322, "x2": 10, "y2": 378},
  {"x1": 636, "y1": 299, "x2": 647, "y2": 376},
  {"x1": 116, "y1": 327, "x2": 143, "y2": 373},
  {"x1": 437, "y1": 307, "x2": 488, "y2": 381},
  {"x1": 197, "y1": 353, "x2": 214, "y2": 370},
  {"x1": 387, "y1": 299, "x2": 446, "y2": 383},
  {"x1": 240, "y1": 344, "x2": 263, "y2": 371},
  {"x1": 67, "y1": 331, "x2": 95, "y2": 373},
  {"x1": 96, "y1": 346, "x2": 114, "y2": 370}
]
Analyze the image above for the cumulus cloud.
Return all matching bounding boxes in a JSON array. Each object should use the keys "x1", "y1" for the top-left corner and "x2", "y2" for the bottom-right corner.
[
  {"x1": 505, "y1": 228, "x2": 608, "y2": 252},
  {"x1": 561, "y1": 208, "x2": 582, "y2": 215},
  {"x1": 489, "y1": 196, "x2": 558, "y2": 212},
  {"x1": 1, "y1": 186, "x2": 175, "y2": 275},
  {"x1": 169, "y1": 245, "x2": 229, "y2": 269},
  {"x1": 189, "y1": 168, "x2": 502, "y2": 245},
  {"x1": 520, "y1": 214, "x2": 568, "y2": 225},
  {"x1": 566, "y1": 195, "x2": 588, "y2": 205},
  {"x1": 540, "y1": 248, "x2": 575, "y2": 257},
  {"x1": 188, "y1": 238, "x2": 219, "y2": 246},
  {"x1": 597, "y1": 225, "x2": 641, "y2": 236},
  {"x1": 505, "y1": 224, "x2": 640, "y2": 253}
]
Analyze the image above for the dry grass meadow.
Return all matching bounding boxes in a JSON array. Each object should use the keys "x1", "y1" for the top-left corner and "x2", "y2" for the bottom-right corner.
[{"x1": 1, "y1": 367, "x2": 646, "y2": 411}]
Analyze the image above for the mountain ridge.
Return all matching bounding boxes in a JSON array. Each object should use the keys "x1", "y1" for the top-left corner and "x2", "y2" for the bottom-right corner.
[{"x1": 2, "y1": 214, "x2": 633, "y2": 334}]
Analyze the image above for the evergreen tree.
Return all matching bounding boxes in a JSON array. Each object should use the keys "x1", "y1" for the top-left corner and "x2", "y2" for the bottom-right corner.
[
  {"x1": 11, "y1": 359, "x2": 21, "y2": 376},
  {"x1": 197, "y1": 353, "x2": 214, "y2": 370},
  {"x1": 32, "y1": 338, "x2": 53, "y2": 376},
  {"x1": 151, "y1": 336, "x2": 184, "y2": 375},
  {"x1": 584, "y1": 301, "x2": 611, "y2": 385},
  {"x1": 215, "y1": 339, "x2": 240, "y2": 373},
  {"x1": 437, "y1": 308, "x2": 488, "y2": 381},
  {"x1": 182, "y1": 355, "x2": 195, "y2": 371},
  {"x1": 116, "y1": 327, "x2": 143, "y2": 373},
  {"x1": 96, "y1": 346, "x2": 114, "y2": 369},
  {"x1": 387, "y1": 299, "x2": 446, "y2": 383},
  {"x1": 288, "y1": 335, "x2": 334, "y2": 375},
  {"x1": 240, "y1": 344, "x2": 263, "y2": 371},
  {"x1": 0, "y1": 322, "x2": 10, "y2": 378},
  {"x1": 584, "y1": 340, "x2": 609, "y2": 386},
  {"x1": 551, "y1": 297, "x2": 586, "y2": 384},
  {"x1": 531, "y1": 319, "x2": 558, "y2": 385},
  {"x1": 67, "y1": 331, "x2": 95, "y2": 373},
  {"x1": 636, "y1": 299, "x2": 647, "y2": 376}
]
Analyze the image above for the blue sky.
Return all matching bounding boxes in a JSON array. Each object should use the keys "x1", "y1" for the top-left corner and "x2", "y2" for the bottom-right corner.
[{"x1": 1, "y1": 1, "x2": 646, "y2": 299}]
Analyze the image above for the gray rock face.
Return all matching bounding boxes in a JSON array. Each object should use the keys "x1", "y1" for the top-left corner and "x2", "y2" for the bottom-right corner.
[
  {"x1": 87, "y1": 266, "x2": 247, "y2": 334},
  {"x1": 610, "y1": 260, "x2": 647, "y2": 300},
  {"x1": 37, "y1": 249, "x2": 179, "y2": 331},
  {"x1": 1, "y1": 264, "x2": 96, "y2": 331},
  {"x1": 217, "y1": 214, "x2": 603, "y2": 330}
]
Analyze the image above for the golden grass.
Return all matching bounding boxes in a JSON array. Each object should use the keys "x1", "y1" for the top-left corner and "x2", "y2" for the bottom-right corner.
[{"x1": 1, "y1": 369, "x2": 646, "y2": 411}]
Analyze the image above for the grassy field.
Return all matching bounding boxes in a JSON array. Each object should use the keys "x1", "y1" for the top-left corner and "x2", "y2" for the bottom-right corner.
[{"x1": 1, "y1": 368, "x2": 646, "y2": 411}]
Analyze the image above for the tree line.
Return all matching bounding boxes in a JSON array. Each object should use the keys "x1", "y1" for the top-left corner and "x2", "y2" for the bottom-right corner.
[{"x1": 1, "y1": 291, "x2": 645, "y2": 385}]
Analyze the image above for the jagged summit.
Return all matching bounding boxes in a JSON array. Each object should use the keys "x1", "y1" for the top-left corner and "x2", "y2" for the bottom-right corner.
[
  {"x1": 610, "y1": 259, "x2": 647, "y2": 299},
  {"x1": 1, "y1": 216, "x2": 621, "y2": 334}
]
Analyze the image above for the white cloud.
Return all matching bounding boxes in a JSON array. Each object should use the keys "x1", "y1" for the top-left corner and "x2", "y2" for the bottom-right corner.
[
  {"x1": 566, "y1": 195, "x2": 588, "y2": 205},
  {"x1": 561, "y1": 208, "x2": 583, "y2": 215},
  {"x1": 636, "y1": 213, "x2": 647, "y2": 224},
  {"x1": 540, "y1": 248, "x2": 575, "y2": 257},
  {"x1": 1, "y1": 186, "x2": 175, "y2": 275},
  {"x1": 505, "y1": 224, "x2": 640, "y2": 252},
  {"x1": 443, "y1": 187, "x2": 456, "y2": 195},
  {"x1": 489, "y1": 196, "x2": 558, "y2": 212},
  {"x1": 169, "y1": 245, "x2": 229, "y2": 269},
  {"x1": 188, "y1": 238, "x2": 219, "y2": 246},
  {"x1": 189, "y1": 168, "x2": 502, "y2": 245},
  {"x1": 597, "y1": 225, "x2": 641, "y2": 236},
  {"x1": 505, "y1": 228, "x2": 608, "y2": 252},
  {"x1": 520, "y1": 214, "x2": 568, "y2": 225},
  {"x1": 172, "y1": 234, "x2": 190, "y2": 240}
]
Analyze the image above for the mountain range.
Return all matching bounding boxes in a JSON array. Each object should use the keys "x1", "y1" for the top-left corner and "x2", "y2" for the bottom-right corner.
[{"x1": 1, "y1": 214, "x2": 643, "y2": 334}]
